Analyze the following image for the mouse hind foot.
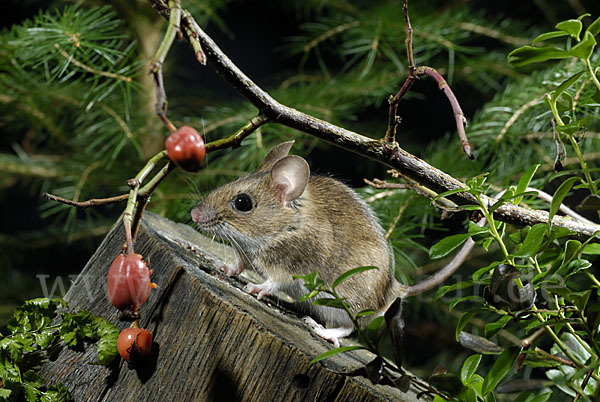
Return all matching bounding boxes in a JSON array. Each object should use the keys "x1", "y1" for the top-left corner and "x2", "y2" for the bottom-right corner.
[{"x1": 302, "y1": 316, "x2": 354, "y2": 348}]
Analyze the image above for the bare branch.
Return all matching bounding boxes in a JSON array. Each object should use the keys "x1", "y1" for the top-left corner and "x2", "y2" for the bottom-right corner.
[{"x1": 148, "y1": 0, "x2": 600, "y2": 238}]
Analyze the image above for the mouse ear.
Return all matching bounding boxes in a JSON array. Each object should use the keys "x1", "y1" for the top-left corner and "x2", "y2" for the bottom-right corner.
[
  {"x1": 256, "y1": 141, "x2": 295, "y2": 172},
  {"x1": 270, "y1": 155, "x2": 309, "y2": 202}
]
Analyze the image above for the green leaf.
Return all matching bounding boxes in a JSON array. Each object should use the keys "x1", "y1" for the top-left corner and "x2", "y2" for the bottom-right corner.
[
  {"x1": 532, "y1": 31, "x2": 569, "y2": 45},
  {"x1": 569, "y1": 289, "x2": 591, "y2": 312},
  {"x1": 550, "y1": 71, "x2": 586, "y2": 103},
  {"x1": 356, "y1": 309, "x2": 376, "y2": 318},
  {"x1": 433, "y1": 187, "x2": 467, "y2": 202},
  {"x1": 435, "y1": 281, "x2": 474, "y2": 301},
  {"x1": 587, "y1": 16, "x2": 600, "y2": 36},
  {"x1": 449, "y1": 296, "x2": 485, "y2": 311},
  {"x1": 555, "y1": 19, "x2": 582, "y2": 39},
  {"x1": 554, "y1": 92, "x2": 572, "y2": 113},
  {"x1": 485, "y1": 315, "x2": 512, "y2": 338},
  {"x1": 582, "y1": 243, "x2": 600, "y2": 255},
  {"x1": 367, "y1": 316, "x2": 385, "y2": 332},
  {"x1": 429, "y1": 233, "x2": 471, "y2": 259},
  {"x1": 312, "y1": 298, "x2": 347, "y2": 309},
  {"x1": 0, "y1": 337, "x2": 24, "y2": 363},
  {"x1": 456, "y1": 310, "x2": 479, "y2": 341},
  {"x1": 508, "y1": 46, "x2": 570, "y2": 67},
  {"x1": 548, "y1": 177, "x2": 580, "y2": 228},
  {"x1": 35, "y1": 329, "x2": 55, "y2": 350},
  {"x1": 41, "y1": 383, "x2": 71, "y2": 402},
  {"x1": 308, "y1": 345, "x2": 364, "y2": 366},
  {"x1": 569, "y1": 31, "x2": 597, "y2": 60},
  {"x1": 332, "y1": 266, "x2": 378, "y2": 290},
  {"x1": 513, "y1": 223, "x2": 547, "y2": 258},
  {"x1": 555, "y1": 120, "x2": 585, "y2": 135},
  {"x1": 93, "y1": 317, "x2": 119, "y2": 365},
  {"x1": 23, "y1": 370, "x2": 44, "y2": 397},
  {"x1": 461, "y1": 354, "x2": 482, "y2": 384},
  {"x1": 515, "y1": 164, "x2": 540, "y2": 205},
  {"x1": 482, "y1": 346, "x2": 522, "y2": 395},
  {"x1": 300, "y1": 290, "x2": 321, "y2": 302},
  {"x1": 468, "y1": 221, "x2": 491, "y2": 236}
]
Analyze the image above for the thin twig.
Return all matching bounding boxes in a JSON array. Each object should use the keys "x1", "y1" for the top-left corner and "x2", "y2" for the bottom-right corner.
[
  {"x1": 181, "y1": 9, "x2": 206, "y2": 64},
  {"x1": 534, "y1": 347, "x2": 576, "y2": 367},
  {"x1": 415, "y1": 66, "x2": 471, "y2": 158},
  {"x1": 42, "y1": 192, "x2": 129, "y2": 208},
  {"x1": 150, "y1": 0, "x2": 182, "y2": 133}
]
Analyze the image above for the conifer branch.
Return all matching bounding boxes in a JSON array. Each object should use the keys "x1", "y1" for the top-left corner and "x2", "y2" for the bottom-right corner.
[
  {"x1": 54, "y1": 43, "x2": 133, "y2": 83},
  {"x1": 148, "y1": 0, "x2": 600, "y2": 238}
]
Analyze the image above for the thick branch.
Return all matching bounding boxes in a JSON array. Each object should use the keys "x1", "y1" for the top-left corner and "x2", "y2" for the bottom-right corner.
[{"x1": 148, "y1": 0, "x2": 600, "y2": 238}]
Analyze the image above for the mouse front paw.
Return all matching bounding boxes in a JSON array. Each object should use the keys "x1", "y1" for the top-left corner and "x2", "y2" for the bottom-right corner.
[
  {"x1": 244, "y1": 280, "x2": 276, "y2": 300},
  {"x1": 219, "y1": 261, "x2": 244, "y2": 277}
]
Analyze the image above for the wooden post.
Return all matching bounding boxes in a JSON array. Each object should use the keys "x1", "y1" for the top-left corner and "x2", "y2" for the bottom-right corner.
[{"x1": 38, "y1": 213, "x2": 424, "y2": 401}]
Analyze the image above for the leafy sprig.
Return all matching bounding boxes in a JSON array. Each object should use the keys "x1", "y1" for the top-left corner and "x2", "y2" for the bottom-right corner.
[{"x1": 0, "y1": 298, "x2": 119, "y2": 401}]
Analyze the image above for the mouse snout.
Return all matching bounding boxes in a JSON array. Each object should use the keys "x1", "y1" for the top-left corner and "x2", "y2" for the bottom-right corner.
[{"x1": 191, "y1": 205, "x2": 205, "y2": 223}]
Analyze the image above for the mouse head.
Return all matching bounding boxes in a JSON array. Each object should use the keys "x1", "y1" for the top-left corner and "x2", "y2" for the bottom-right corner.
[{"x1": 191, "y1": 141, "x2": 310, "y2": 247}]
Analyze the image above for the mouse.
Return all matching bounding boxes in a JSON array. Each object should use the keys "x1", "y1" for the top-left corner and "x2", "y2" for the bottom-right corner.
[{"x1": 191, "y1": 141, "x2": 418, "y2": 347}]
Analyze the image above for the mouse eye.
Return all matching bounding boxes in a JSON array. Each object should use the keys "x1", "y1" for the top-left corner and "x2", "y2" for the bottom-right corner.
[{"x1": 232, "y1": 193, "x2": 254, "y2": 212}]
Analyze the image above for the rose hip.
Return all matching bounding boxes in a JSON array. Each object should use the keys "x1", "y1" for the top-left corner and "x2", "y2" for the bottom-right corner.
[
  {"x1": 107, "y1": 253, "x2": 155, "y2": 313},
  {"x1": 117, "y1": 327, "x2": 152, "y2": 362},
  {"x1": 165, "y1": 125, "x2": 206, "y2": 172}
]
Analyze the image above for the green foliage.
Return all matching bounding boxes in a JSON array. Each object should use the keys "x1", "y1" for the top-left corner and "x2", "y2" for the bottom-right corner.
[{"x1": 0, "y1": 297, "x2": 118, "y2": 401}]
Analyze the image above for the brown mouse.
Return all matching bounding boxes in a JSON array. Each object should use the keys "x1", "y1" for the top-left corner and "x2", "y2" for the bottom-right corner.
[{"x1": 191, "y1": 141, "x2": 421, "y2": 347}]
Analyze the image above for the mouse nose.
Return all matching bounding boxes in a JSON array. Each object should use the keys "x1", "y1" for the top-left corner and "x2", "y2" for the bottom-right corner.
[{"x1": 191, "y1": 206, "x2": 203, "y2": 223}]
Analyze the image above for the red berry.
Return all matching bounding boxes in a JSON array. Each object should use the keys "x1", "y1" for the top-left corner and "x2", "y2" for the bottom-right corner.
[
  {"x1": 165, "y1": 126, "x2": 206, "y2": 172},
  {"x1": 107, "y1": 253, "x2": 154, "y2": 313},
  {"x1": 117, "y1": 327, "x2": 152, "y2": 362}
]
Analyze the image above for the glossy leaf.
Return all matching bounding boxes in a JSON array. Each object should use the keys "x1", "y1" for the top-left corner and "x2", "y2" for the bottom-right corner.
[
  {"x1": 582, "y1": 243, "x2": 600, "y2": 255},
  {"x1": 515, "y1": 164, "x2": 539, "y2": 205},
  {"x1": 569, "y1": 31, "x2": 596, "y2": 60},
  {"x1": 532, "y1": 31, "x2": 568, "y2": 45},
  {"x1": 513, "y1": 223, "x2": 547, "y2": 257},
  {"x1": 482, "y1": 346, "x2": 522, "y2": 395},
  {"x1": 461, "y1": 354, "x2": 482, "y2": 384},
  {"x1": 555, "y1": 19, "x2": 582, "y2": 39},
  {"x1": 455, "y1": 310, "x2": 481, "y2": 341},
  {"x1": 548, "y1": 177, "x2": 580, "y2": 228},
  {"x1": 508, "y1": 46, "x2": 570, "y2": 67},
  {"x1": 550, "y1": 71, "x2": 585, "y2": 103},
  {"x1": 332, "y1": 266, "x2": 377, "y2": 290},
  {"x1": 587, "y1": 15, "x2": 600, "y2": 36},
  {"x1": 312, "y1": 298, "x2": 347, "y2": 309},
  {"x1": 429, "y1": 233, "x2": 471, "y2": 259},
  {"x1": 449, "y1": 296, "x2": 485, "y2": 311},
  {"x1": 435, "y1": 281, "x2": 474, "y2": 301},
  {"x1": 308, "y1": 345, "x2": 365, "y2": 366},
  {"x1": 485, "y1": 315, "x2": 512, "y2": 338}
]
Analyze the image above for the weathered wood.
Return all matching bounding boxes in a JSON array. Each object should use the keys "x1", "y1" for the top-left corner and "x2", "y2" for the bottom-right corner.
[{"x1": 38, "y1": 212, "x2": 425, "y2": 401}]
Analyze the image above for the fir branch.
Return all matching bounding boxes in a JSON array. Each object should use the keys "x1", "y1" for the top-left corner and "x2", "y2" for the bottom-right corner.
[{"x1": 53, "y1": 43, "x2": 132, "y2": 83}]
